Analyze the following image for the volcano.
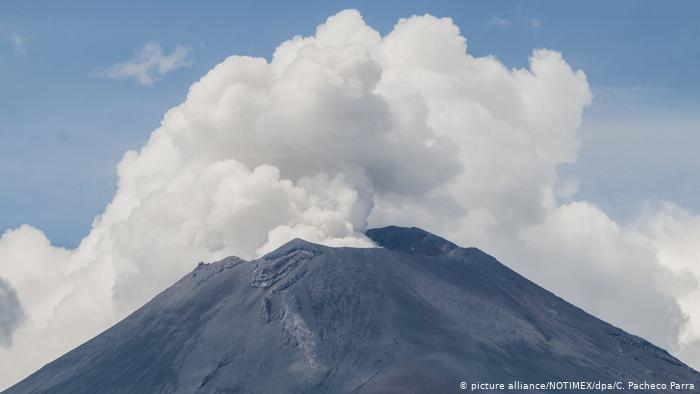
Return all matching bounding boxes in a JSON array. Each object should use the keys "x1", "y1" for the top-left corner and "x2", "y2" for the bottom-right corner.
[{"x1": 5, "y1": 226, "x2": 699, "y2": 393}]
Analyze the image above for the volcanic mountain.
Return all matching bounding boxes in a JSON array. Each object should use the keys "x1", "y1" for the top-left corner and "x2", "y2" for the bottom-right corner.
[{"x1": 5, "y1": 226, "x2": 699, "y2": 393}]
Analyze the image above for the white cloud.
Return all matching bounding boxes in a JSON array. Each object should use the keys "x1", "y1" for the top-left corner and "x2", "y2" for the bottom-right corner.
[
  {"x1": 1, "y1": 8, "x2": 699, "y2": 388},
  {"x1": 639, "y1": 204, "x2": 700, "y2": 345},
  {"x1": 530, "y1": 18, "x2": 542, "y2": 29},
  {"x1": 487, "y1": 17, "x2": 511, "y2": 28},
  {"x1": 97, "y1": 42, "x2": 191, "y2": 86},
  {"x1": 0, "y1": 278, "x2": 23, "y2": 346}
]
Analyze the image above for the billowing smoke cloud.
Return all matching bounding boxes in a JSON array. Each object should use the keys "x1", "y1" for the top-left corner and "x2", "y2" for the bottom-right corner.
[
  {"x1": 0, "y1": 278, "x2": 23, "y2": 346},
  {"x1": 1, "y1": 9, "x2": 699, "y2": 388}
]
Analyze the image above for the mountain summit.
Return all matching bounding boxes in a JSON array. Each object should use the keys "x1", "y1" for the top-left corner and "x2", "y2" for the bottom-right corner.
[
  {"x1": 366, "y1": 226, "x2": 458, "y2": 256},
  {"x1": 6, "y1": 226, "x2": 699, "y2": 393}
]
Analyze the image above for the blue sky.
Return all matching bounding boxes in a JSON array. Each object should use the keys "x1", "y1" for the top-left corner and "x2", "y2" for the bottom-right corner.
[{"x1": 1, "y1": 0, "x2": 699, "y2": 247}]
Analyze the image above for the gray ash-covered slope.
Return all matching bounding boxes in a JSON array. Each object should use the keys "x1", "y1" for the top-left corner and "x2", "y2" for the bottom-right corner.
[{"x1": 6, "y1": 226, "x2": 699, "y2": 393}]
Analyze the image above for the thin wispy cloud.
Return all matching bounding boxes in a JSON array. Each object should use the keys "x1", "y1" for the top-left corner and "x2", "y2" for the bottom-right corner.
[
  {"x1": 9, "y1": 33, "x2": 26, "y2": 55},
  {"x1": 96, "y1": 42, "x2": 191, "y2": 86},
  {"x1": 486, "y1": 16, "x2": 540, "y2": 30},
  {"x1": 487, "y1": 16, "x2": 511, "y2": 28},
  {"x1": 0, "y1": 25, "x2": 27, "y2": 56}
]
